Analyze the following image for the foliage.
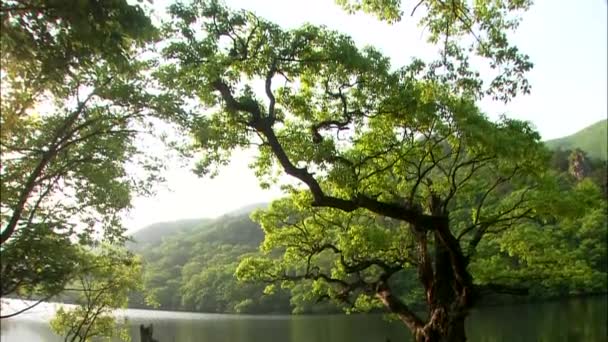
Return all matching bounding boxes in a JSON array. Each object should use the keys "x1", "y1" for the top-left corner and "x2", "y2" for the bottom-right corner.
[
  {"x1": 128, "y1": 148, "x2": 606, "y2": 316},
  {"x1": 469, "y1": 177, "x2": 607, "y2": 297},
  {"x1": 0, "y1": 224, "x2": 81, "y2": 303},
  {"x1": 50, "y1": 246, "x2": 145, "y2": 342},
  {"x1": 0, "y1": 0, "x2": 157, "y2": 90},
  {"x1": 334, "y1": 0, "x2": 534, "y2": 102},
  {"x1": 155, "y1": 1, "x2": 605, "y2": 340},
  {"x1": 0, "y1": 0, "x2": 187, "y2": 316}
]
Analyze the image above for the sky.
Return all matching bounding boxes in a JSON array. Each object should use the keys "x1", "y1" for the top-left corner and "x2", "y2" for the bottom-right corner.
[{"x1": 125, "y1": 0, "x2": 608, "y2": 231}]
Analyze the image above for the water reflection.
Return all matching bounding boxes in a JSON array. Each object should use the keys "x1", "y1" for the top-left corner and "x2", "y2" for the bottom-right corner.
[
  {"x1": 1, "y1": 296, "x2": 605, "y2": 342},
  {"x1": 466, "y1": 297, "x2": 607, "y2": 342}
]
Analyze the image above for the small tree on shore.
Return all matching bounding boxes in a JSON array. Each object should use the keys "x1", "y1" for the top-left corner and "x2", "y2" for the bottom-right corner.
[{"x1": 50, "y1": 247, "x2": 145, "y2": 342}]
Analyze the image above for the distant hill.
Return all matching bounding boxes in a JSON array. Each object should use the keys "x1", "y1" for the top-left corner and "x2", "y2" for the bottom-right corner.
[
  {"x1": 545, "y1": 119, "x2": 607, "y2": 160},
  {"x1": 222, "y1": 202, "x2": 268, "y2": 217},
  {"x1": 191, "y1": 212, "x2": 265, "y2": 246},
  {"x1": 129, "y1": 218, "x2": 212, "y2": 248},
  {"x1": 128, "y1": 203, "x2": 268, "y2": 249},
  {"x1": 129, "y1": 212, "x2": 298, "y2": 314}
]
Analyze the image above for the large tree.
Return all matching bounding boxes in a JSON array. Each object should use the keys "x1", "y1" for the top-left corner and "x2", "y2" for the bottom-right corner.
[
  {"x1": 0, "y1": 0, "x2": 185, "y2": 315},
  {"x1": 155, "y1": 1, "x2": 598, "y2": 341}
]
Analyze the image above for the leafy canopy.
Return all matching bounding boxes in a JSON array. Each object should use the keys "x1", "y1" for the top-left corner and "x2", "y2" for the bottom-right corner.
[
  {"x1": 157, "y1": 0, "x2": 543, "y2": 220},
  {"x1": 1, "y1": 0, "x2": 157, "y2": 89},
  {"x1": 156, "y1": 1, "x2": 605, "y2": 338},
  {"x1": 0, "y1": 0, "x2": 185, "y2": 316}
]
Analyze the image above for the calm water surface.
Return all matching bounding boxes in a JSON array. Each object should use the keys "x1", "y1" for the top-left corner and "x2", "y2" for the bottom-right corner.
[{"x1": 1, "y1": 296, "x2": 606, "y2": 342}]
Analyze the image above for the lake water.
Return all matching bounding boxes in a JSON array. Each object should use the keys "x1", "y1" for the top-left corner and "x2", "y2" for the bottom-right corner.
[{"x1": 1, "y1": 296, "x2": 606, "y2": 342}]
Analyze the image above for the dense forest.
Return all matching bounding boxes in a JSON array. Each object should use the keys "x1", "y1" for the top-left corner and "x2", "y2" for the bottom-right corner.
[{"x1": 130, "y1": 124, "x2": 607, "y2": 314}]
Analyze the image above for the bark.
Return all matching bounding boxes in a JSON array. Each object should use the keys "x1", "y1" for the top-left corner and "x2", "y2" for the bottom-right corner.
[
  {"x1": 410, "y1": 242, "x2": 469, "y2": 342},
  {"x1": 417, "y1": 309, "x2": 467, "y2": 342},
  {"x1": 382, "y1": 197, "x2": 472, "y2": 342},
  {"x1": 376, "y1": 279, "x2": 468, "y2": 342},
  {"x1": 376, "y1": 282, "x2": 425, "y2": 333}
]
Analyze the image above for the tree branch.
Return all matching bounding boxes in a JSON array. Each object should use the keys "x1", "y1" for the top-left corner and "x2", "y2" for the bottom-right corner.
[{"x1": 211, "y1": 78, "x2": 441, "y2": 229}]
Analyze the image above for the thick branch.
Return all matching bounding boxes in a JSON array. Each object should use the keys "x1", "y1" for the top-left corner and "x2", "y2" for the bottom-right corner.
[
  {"x1": 0, "y1": 92, "x2": 95, "y2": 245},
  {"x1": 265, "y1": 62, "x2": 277, "y2": 122},
  {"x1": 211, "y1": 79, "x2": 441, "y2": 228},
  {"x1": 376, "y1": 281, "x2": 425, "y2": 332}
]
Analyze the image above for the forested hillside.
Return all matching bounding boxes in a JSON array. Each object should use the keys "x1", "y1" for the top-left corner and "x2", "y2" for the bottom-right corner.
[{"x1": 129, "y1": 213, "x2": 301, "y2": 313}]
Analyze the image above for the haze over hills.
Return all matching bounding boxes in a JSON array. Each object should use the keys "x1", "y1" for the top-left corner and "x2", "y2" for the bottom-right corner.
[
  {"x1": 130, "y1": 218, "x2": 212, "y2": 247},
  {"x1": 222, "y1": 202, "x2": 268, "y2": 217},
  {"x1": 545, "y1": 119, "x2": 607, "y2": 160}
]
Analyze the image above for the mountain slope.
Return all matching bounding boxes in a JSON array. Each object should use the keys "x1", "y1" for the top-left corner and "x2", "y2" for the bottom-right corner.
[
  {"x1": 545, "y1": 119, "x2": 607, "y2": 160},
  {"x1": 128, "y1": 203, "x2": 268, "y2": 248},
  {"x1": 131, "y1": 212, "x2": 298, "y2": 314},
  {"x1": 129, "y1": 218, "x2": 211, "y2": 247}
]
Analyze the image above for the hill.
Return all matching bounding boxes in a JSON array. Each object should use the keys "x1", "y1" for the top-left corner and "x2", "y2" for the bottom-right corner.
[
  {"x1": 130, "y1": 212, "x2": 303, "y2": 314},
  {"x1": 129, "y1": 218, "x2": 211, "y2": 248},
  {"x1": 545, "y1": 119, "x2": 607, "y2": 160},
  {"x1": 128, "y1": 203, "x2": 268, "y2": 248}
]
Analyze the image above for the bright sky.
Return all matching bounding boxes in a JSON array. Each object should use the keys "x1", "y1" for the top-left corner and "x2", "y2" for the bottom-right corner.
[{"x1": 125, "y1": 0, "x2": 607, "y2": 231}]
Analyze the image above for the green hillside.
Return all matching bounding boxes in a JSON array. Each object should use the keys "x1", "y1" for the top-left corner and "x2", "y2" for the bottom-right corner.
[
  {"x1": 545, "y1": 119, "x2": 607, "y2": 160},
  {"x1": 129, "y1": 218, "x2": 211, "y2": 248},
  {"x1": 129, "y1": 203, "x2": 269, "y2": 247},
  {"x1": 130, "y1": 212, "x2": 301, "y2": 314}
]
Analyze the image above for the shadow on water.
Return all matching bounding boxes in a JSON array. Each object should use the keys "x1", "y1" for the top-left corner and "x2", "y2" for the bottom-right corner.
[{"x1": 1, "y1": 295, "x2": 606, "y2": 342}]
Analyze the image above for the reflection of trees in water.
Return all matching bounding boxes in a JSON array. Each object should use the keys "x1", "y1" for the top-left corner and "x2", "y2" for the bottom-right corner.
[
  {"x1": 466, "y1": 296, "x2": 607, "y2": 342},
  {"x1": 1, "y1": 296, "x2": 606, "y2": 342}
]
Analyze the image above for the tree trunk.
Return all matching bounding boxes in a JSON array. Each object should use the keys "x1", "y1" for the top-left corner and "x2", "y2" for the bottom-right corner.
[
  {"x1": 411, "y1": 231, "x2": 470, "y2": 342},
  {"x1": 413, "y1": 308, "x2": 467, "y2": 342},
  {"x1": 405, "y1": 203, "x2": 472, "y2": 342},
  {"x1": 375, "y1": 198, "x2": 474, "y2": 341},
  {"x1": 376, "y1": 280, "x2": 469, "y2": 342}
]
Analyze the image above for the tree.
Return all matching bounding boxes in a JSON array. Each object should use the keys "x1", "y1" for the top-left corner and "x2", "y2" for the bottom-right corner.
[
  {"x1": 156, "y1": 1, "x2": 600, "y2": 341},
  {"x1": 1, "y1": 0, "x2": 157, "y2": 91},
  {"x1": 50, "y1": 246, "x2": 146, "y2": 342},
  {"x1": 0, "y1": 0, "x2": 184, "y2": 315},
  {"x1": 0, "y1": 57, "x2": 165, "y2": 313}
]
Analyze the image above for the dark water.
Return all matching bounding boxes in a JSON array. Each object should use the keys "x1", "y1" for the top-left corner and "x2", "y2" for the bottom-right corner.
[{"x1": 1, "y1": 296, "x2": 606, "y2": 342}]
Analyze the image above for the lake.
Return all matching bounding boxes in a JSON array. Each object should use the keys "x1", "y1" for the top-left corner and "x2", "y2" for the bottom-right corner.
[{"x1": 1, "y1": 296, "x2": 606, "y2": 342}]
